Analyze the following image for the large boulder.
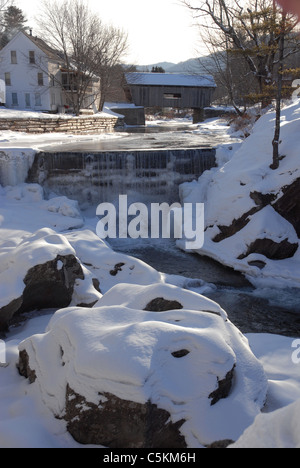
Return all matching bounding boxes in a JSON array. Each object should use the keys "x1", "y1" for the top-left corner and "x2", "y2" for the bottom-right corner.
[
  {"x1": 18, "y1": 283, "x2": 267, "y2": 448},
  {"x1": 0, "y1": 227, "x2": 165, "y2": 331},
  {"x1": 0, "y1": 228, "x2": 98, "y2": 331}
]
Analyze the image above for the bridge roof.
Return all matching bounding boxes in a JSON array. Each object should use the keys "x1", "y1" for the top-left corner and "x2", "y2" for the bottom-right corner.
[{"x1": 125, "y1": 73, "x2": 216, "y2": 88}]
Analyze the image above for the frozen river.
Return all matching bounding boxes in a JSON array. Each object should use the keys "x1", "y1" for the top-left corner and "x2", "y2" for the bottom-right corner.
[
  {"x1": 39, "y1": 118, "x2": 300, "y2": 336},
  {"x1": 39, "y1": 119, "x2": 239, "y2": 152}
]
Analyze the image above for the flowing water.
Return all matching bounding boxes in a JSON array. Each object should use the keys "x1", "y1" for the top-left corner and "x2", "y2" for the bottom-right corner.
[
  {"x1": 107, "y1": 236, "x2": 300, "y2": 337},
  {"x1": 27, "y1": 148, "x2": 216, "y2": 206},
  {"x1": 29, "y1": 122, "x2": 300, "y2": 337}
]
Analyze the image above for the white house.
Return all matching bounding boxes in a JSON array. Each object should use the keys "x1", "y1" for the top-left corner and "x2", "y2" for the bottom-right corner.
[{"x1": 0, "y1": 31, "x2": 100, "y2": 113}]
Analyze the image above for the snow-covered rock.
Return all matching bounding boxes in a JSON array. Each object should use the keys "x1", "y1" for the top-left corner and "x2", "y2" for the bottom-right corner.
[
  {"x1": 64, "y1": 230, "x2": 162, "y2": 294},
  {"x1": 0, "y1": 226, "x2": 166, "y2": 330},
  {"x1": 178, "y1": 100, "x2": 300, "y2": 288},
  {"x1": 18, "y1": 283, "x2": 268, "y2": 448},
  {"x1": 0, "y1": 228, "x2": 87, "y2": 330},
  {"x1": 43, "y1": 196, "x2": 81, "y2": 219}
]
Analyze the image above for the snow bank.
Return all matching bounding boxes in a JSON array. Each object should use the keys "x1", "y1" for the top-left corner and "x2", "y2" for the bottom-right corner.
[
  {"x1": 19, "y1": 285, "x2": 267, "y2": 447},
  {"x1": 231, "y1": 399, "x2": 300, "y2": 448},
  {"x1": 0, "y1": 108, "x2": 115, "y2": 120},
  {"x1": 44, "y1": 196, "x2": 81, "y2": 219},
  {"x1": 0, "y1": 184, "x2": 83, "y2": 247},
  {"x1": 178, "y1": 100, "x2": 300, "y2": 288},
  {"x1": 64, "y1": 230, "x2": 162, "y2": 294}
]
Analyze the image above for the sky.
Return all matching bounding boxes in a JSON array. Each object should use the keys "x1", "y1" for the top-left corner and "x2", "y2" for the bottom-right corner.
[{"x1": 14, "y1": 0, "x2": 205, "y2": 65}]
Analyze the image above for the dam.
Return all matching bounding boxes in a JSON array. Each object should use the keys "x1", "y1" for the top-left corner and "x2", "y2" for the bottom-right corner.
[{"x1": 27, "y1": 148, "x2": 216, "y2": 205}]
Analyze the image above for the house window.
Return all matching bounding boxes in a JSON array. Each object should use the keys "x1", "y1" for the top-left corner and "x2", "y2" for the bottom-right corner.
[
  {"x1": 38, "y1": 73, "x2": 44, "y2": 86},
  {"x1": 25, "y1": 93, "x2": 31, "y2": 108},
  {"x1": 35, "y1": 93, "x2": 42, "y2": 106},
  {"x1": 12, "y1": 93, "x2": 18, "y2": 106},
  {"x1": 11, "y1": 51, "x2": 17, "y2": 64},
  {"x1": 4, "y1": 72, "x2": 11, "y2": 86},
  {"x1": 29, "y1": 51, "x2": 35, "y2": 64}
]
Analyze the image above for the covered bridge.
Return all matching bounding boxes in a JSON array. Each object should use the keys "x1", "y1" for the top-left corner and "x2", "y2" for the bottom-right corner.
[{"x1": 124, "y1": 72, "x2": 216, "y2": 122}]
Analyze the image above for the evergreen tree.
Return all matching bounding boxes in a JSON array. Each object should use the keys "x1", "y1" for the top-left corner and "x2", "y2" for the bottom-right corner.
[
  {"x1": 1, "y1": 5, "x2": 27, "y2": 46},
  {"x1": 151, "y1": 66, "x2": 165, "y2": 73}
]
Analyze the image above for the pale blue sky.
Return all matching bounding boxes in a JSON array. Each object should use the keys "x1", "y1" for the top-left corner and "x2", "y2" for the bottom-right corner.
[{"x1": 15, "y1": 0, "x2": 204, "y2": 64}]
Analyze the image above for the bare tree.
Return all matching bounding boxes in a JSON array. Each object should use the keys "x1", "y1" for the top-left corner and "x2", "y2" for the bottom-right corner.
[
  {"x1": 95, "y1": 25, "x2": 128, "y2": 111},
  {"x1": 182, "y1": 0, "x2": 300, "y2": 106},
  {"x1": 36, "y1": 0, "x2": 103, "y2": 115},
  {"x1": 196, "y1": 26, "x2": 253, "y2": 114},
  {"x1": 271, "y1": 11, "x2": 287, "y2": 170}
]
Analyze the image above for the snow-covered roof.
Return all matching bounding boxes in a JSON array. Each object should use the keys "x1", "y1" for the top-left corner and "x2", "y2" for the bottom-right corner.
[{"x1": 125, "y1": 72, "x2": 216, "y2": 88}]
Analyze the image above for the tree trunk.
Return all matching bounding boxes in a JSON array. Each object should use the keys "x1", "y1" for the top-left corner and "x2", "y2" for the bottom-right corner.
[{"x1": 271, "y1": 14, "x2": 286, "y2": 170}]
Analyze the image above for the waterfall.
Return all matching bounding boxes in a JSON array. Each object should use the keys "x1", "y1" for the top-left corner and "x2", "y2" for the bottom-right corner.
[{"x1": 27, "y1": 149, "x2": 216, "y2": 205}]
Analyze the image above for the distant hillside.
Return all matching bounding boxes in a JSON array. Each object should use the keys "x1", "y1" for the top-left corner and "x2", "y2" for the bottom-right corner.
[
  {"x1": 135, "y1": 55, "x2": 220, "y2": 74},
  {"x1": 136, "y1": 62, "x2": 176, "y2": 72}
]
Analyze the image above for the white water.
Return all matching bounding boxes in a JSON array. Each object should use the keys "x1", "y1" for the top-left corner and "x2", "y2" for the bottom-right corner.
[{"x1": 28, "y1": 148, "x2": 216, "y2": 206}]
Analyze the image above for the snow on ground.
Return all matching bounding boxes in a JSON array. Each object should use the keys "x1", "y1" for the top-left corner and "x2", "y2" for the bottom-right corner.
[
  {"x1": 0, "y1": 312, "x2": 86, "y2": 448},
  {"x1": 1, "y1": 311, "x2": 299, "y2": 448},
  {"x1": 0, "y1": 108, "x2": 118, "y2": 120},
  {"x1": 178, "y1": 100, "x2": 300, "y2": 289},
  {"x1": 0, "y1": 108, "x2": 300, "y2": 448},
  {"x1": 0, "y1": 108, "x2": 128, "y2": 163},
  {"x1": 230, "y1": 399, "x2": 300, "y2": 448},
  {"x1": 0, "y1": 184, "x2": 83, "y2": 247},
  {"x1": 0, "y1": 189, "x2": 299, "y2": 448}
]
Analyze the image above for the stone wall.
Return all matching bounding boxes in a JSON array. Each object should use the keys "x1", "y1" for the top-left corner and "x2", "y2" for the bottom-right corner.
[{"x1": 0, "y1": 115, "x2": 123, "y2": 134}]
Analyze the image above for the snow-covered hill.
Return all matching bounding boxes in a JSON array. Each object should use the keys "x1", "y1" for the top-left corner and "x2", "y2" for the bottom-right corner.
[{"x1": 179, "y1": 100, "x2": 300, "y2": 289}]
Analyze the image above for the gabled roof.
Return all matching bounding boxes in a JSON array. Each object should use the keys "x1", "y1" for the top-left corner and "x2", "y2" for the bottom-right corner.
[
  {"x1": 22, "y1": 31, "x2": 64, "y2": 63},
  {"x1": 0, "y1": 30, "x2": 64, "y2": 64},
  {"x1": 125, "y1": 72, "x2": 216, "y2": 88}
]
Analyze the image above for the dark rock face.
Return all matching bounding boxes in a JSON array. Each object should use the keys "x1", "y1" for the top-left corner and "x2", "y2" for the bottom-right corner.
[
  {"x1": 0, "y1": 254, "x2": 84, "y2": 331},
  {"x1": 212, "y1": 179, "x2": 300, "y2": 262},
  {"x1": 238, "y1": 238, "x2": 298, "y2": 261},
  {"x1": 144, "y1": 297, "x2": 183, "y2": 312},
  {"x1": 213, "y1": 207, "x2": 258, "y2": 243},
  {"x1": 206, "y1": 439, "x2": 235, "y2": 449},
  {"x1": 65, "y1": 386, "x2": 187, "y2": 449},
  {"x1": 273, "y1": 178, "x2": 300, "y2": 237},
  {"x1": 209, "y1": 366, "x2": 235, "y2": 406},
  {"x1": 110, "y1": 263, "x2": 125, "y2": 276},
  {"x1": 18, "y1": 349, "x2": 37, "y2": 384}
]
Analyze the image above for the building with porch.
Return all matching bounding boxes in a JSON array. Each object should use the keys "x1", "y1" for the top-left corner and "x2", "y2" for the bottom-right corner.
[{"x1": 0, "y1": 31, "x2": 100, "y2": 113}]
